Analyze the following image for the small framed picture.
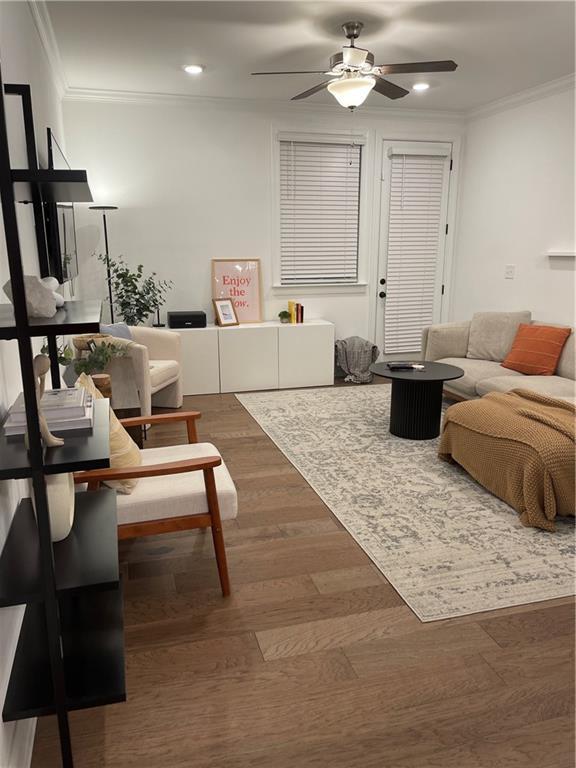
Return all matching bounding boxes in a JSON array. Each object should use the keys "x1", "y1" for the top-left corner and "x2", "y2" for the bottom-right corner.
[
  {"x1": 212, "y1": 259, "x2": 262, "y2": 323},
  {"x1": 213, "y1": 298, "x2": 239, "y2": 327}
]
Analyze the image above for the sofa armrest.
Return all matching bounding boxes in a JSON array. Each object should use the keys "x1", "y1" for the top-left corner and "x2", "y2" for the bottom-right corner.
[
  {"x1": 129, "y1": 326, "x2": 181, "y2": 363},
  {"x1": 421, "y1": 321, "x2": 471, "y2": 361}
]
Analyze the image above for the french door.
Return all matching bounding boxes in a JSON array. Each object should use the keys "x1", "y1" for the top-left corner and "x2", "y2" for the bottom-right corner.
[{"x1": 375, "y1": 141, "x2": 452, "y2": 357}]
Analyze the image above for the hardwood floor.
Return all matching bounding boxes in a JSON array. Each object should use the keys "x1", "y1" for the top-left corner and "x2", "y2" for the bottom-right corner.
[{"x1": 32, "y1": 386, "x2": 575, "y2": 768}]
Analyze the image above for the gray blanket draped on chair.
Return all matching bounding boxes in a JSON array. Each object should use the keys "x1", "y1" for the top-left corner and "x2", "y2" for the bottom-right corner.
[{"x1": 335, "y1": 336, "x2": 379, "y2": 384}]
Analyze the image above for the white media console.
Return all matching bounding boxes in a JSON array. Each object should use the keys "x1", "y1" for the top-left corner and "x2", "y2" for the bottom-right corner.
[{"x1": 177, "y1": 319, "x2": 335, "y2": 394}]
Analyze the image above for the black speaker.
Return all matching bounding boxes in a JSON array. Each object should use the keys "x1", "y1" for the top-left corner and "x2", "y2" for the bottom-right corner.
[{"x1": 167, "y1": 311, "x2": 207, "y2": 329}]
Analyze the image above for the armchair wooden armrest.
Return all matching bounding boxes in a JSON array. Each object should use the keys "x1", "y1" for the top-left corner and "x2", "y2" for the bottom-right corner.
[
  {"x1": 74, "y1": 455, "x2": 221, "y2": 489},
  {"x1": 119, "y1": 410, "x2": 201, "y2": 443}
]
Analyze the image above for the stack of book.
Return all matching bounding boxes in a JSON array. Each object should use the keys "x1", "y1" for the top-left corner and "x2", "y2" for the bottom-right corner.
[
  {"x1": 287, "y1": 301, "x2": 305, "y2": 324},
  {"x1": 3, "y1": 388, "x2": 94, "y2": 435}
]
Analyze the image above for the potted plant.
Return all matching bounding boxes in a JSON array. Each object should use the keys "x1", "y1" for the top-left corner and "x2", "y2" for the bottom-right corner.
[
  {"x1": 98, "y1": 254, "x2": 172, "y2": 326},
  {"x1": 278, "y1": 310, "x2": 291, "y2": 324}
]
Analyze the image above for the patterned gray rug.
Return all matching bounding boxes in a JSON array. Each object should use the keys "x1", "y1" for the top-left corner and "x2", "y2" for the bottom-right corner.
[{"x1": 237, "y1": 386, "x2": 575, "y2": 621}]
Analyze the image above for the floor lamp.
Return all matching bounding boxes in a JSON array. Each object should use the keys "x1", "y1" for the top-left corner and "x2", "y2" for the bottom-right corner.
[{"x1": 89, "y1": 205, "x2": 118, "y2": 323}]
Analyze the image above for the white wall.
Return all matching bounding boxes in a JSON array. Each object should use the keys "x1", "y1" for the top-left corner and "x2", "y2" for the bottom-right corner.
[
  {"x1": 63, "y1": 96, "x2": 464, "y2": 340},
  {"x1": 0, "y1": 3, "x2": 65, "y2": 766},
  {"x1": 452, "y1": 87, "x2": 575, "y2": 325}
]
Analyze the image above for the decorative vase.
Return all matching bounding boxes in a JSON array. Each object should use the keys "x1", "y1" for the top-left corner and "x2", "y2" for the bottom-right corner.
[
  {"x1": 32, "y1": 473, "x2": 75, "y2": 542},
  {"x1": 279, "y1": 317, "x2": 290, "y2": 324}
]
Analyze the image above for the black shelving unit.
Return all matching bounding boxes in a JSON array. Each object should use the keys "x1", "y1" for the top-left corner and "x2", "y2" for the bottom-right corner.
[{"x1": 0, "y1": 72, "x2": 126, "y2": 767}]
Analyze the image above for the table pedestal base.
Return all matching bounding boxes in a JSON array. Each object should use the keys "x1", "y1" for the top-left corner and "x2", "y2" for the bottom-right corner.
[{"x1": 390, "y1": 379, "x2": 444, "y2": 440}]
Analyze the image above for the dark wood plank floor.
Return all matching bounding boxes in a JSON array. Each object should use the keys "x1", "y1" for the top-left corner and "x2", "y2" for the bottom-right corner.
[{"x1": 32, "y1": 386, "x2": 575, "y2": 768}]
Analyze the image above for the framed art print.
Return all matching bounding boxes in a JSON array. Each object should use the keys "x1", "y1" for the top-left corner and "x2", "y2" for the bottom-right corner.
[
  {"x1": 212, "y1": 298, "x2": 239, "y2": 327},
  {"x1": 212, "y1": 259, "x2": 262, "y2": 323}
]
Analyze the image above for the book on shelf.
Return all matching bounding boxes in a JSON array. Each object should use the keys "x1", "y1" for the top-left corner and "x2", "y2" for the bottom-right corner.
[
  {"x1": 287, "y1": 301, "x2": 304, "y2": 324},
  {"x1": 8, "y1": 387, "x2": 90, "y2": 424},
  {"x1": 4, "y1": 393, "x2": 94, "y2": 435}
]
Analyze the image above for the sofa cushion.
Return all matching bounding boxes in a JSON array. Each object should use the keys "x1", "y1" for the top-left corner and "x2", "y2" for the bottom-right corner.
[
  {"x1": 557, "y1": 330, "x2": 575, "y2": 380},
  {"x1": 149, "y1": 359, "x2": 179, "y2": 390},
  {"x1": 116, "y1": 442, "x2": 238, "y2": 525},
  {"x1": 466, "y1": 311, "x2": 531, "y2": 362},
  {"x1": 502, "y1": 324, "x2": 572, "y2": 376},
  {"x1": 476, "y1": 375, "x2": 576, "y2": 400},
  {"x1": 438, "y1": 357, "x2": 523, "y2": 397}
]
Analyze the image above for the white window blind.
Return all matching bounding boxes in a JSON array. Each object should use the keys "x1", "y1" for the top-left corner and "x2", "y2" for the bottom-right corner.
[
  {"x1": 383, "y1": 152, "x2": 450, "y2": 354},
  {"x1": 279, "y1": 140, "x2": 361, "y2": 285}
]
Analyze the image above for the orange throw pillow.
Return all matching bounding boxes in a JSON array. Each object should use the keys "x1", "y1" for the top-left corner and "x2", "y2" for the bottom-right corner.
[{"x1": 502, "y1": 324, "x2": 572, "y2": 376}]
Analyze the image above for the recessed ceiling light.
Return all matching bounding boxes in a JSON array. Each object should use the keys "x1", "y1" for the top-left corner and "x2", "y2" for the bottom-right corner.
[
  {"x1": 412, "y1": 82, "x2": 430, "y2": 92},
  {"x1": 183, "y1": 64, "x2": 204, "y2": 75}
]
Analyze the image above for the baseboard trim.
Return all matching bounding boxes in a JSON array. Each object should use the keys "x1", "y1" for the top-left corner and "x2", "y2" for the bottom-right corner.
[{"x1": 8, "y1": 718, "x2": 36, "y2": 768}]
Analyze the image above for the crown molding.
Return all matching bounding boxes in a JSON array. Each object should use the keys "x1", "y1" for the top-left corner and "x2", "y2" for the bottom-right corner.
[
  {"x1": 62, "y1": 86, "x2": 465, "y2": 122},
  {"x1": 27, "y1": 0, "x2": 68, "y2": 97},
  {"x1": 466, "y1": 73, "x2": 575, "y2": 120}
]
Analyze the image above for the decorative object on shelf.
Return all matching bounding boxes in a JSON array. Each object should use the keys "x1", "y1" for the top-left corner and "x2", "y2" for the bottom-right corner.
[
  {"x1": 3, "y1": 275, "x2": 63, "y2": 318},
  {"x1": 32, "y1": 354, "x2": 64, "y2": 447},
  {"x1": 212, "y1": 259, "x2": 262, "y2": 323},
  {"x1": 90, "y1": 205, "x2": 118, "y2": 322},
  {"x1": 213, "y1": 298, "x2": 239, "y2": 327},
  {"x1": 32, "y1": 472, "x2": 75, "y2": 542},
  {"x1": 98, "y1": 254, "x2": 172, "y2": 326},
  {"x1": 278, "y1": 310, "x2": 291, "y2": 324},
  {"x1": 152, "y1": 308, "x2": 165, "y2": 327}
]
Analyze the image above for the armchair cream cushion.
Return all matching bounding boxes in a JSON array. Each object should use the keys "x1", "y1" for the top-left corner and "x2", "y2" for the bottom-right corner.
[{"x1": 115, "y1": 442, "x2": 238, "y2": 526}]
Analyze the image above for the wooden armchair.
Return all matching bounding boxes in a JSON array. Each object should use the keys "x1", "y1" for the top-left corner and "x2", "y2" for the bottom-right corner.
[{"x1": 74, "y1": 411, "x2": 237, "y2": 596}]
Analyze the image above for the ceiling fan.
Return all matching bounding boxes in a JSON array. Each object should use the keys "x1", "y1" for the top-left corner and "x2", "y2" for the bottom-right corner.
[{"x1": 252, "y1": 21, "x2": 457, "y2": 109}]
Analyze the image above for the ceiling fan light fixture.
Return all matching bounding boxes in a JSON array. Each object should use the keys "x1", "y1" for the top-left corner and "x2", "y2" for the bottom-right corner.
[
  {"x1": 327, "y1": 74, "x2": 375, "y2": 109},
  {"x1": 412, "y1": 82, "x2": 430, "y2": 91}
]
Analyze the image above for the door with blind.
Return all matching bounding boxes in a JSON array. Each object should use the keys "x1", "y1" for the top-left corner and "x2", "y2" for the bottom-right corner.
[
  {"x1": 376, "y1": 141, "x2": 452, "y2": 356},
  {"x1": 279, "y1": 139, "x2": 361, "y2": 285}
]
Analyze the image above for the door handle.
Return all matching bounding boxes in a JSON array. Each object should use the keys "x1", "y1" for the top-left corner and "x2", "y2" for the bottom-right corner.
[{"x1": 379, "y1": 291, "x2": 386, "y2": 299}]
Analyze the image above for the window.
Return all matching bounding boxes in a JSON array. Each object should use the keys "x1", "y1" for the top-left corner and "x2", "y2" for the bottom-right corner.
[
  {"x1": 382, "y1": 145, "x2": 451, "y2": 354},
  {"x1": 279, "y1": 139, "x2": 362, "y2": 286}
]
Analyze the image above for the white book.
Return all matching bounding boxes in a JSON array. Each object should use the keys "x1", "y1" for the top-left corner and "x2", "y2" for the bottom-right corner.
[
  {"x1": 8, "y1": 389, "x2": 90, "y2": 424},
  {"x1": 4, "y1": 400, "x2": 94, "y2": 436}
]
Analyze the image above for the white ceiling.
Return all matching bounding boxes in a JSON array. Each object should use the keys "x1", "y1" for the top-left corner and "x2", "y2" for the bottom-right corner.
[{"x1": 47, "y1": 1, "x2": 575, "y2": 111}]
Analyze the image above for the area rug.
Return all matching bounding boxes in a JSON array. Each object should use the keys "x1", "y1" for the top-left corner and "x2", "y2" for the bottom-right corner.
[{"x1": 236, "y1": 387, "x2": 575, "y2": 621}]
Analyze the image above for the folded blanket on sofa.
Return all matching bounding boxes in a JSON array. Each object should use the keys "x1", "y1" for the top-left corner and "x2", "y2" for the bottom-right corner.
[{"x1": 439, "y1": 389, "x2": 575, "y2": 531}]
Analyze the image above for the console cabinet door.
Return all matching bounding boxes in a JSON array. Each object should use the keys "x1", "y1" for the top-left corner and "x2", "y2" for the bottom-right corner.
[
  {"x1": 219, "y1": 327, "x2": 279, "y2": 393},
  {"x1": 179, "y1": 327, "x2": 220, "y2": 395},
  {"x1": 279, "y1": 323, "x2": 335, "y2": 388}
]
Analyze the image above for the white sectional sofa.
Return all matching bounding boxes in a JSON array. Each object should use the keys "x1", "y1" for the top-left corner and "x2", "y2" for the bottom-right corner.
[{"x1": 421, "y1": 311, "x2": 575, "y2": 401}]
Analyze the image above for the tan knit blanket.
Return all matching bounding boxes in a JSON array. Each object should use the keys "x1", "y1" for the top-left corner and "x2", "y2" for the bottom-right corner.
[{"x1": 439, "y1": 389, "x2": 575, "y2": 531}]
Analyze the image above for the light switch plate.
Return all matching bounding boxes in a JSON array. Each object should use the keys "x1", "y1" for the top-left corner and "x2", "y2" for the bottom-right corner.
[{"x1": 504, "y1": 264, "x2": 516, "y2": 279}]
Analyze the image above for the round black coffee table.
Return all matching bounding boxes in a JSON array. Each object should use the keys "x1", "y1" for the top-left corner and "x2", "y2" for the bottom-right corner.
[{"x1": 370, "y1": 361, "x2": 464, "y2": 440}]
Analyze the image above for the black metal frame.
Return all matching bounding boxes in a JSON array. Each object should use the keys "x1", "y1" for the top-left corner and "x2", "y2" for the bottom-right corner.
[
  {"x1": 3, "y1": 83, "x2": 61, "y2": 388},
  {"x1": 0, "y1": 72, "x2": 73, "y2": 767}
]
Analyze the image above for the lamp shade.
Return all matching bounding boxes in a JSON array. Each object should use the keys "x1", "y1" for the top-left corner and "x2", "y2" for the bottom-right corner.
[{"x1": 327, "y1": 75, "x2": 375, "y2": 108}]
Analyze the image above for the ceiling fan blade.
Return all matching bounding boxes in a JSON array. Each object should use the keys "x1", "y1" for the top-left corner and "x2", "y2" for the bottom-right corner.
[
  {"x1": 251, "y1": 70, "x2": 328, "y2": 76},
  {"x1": 291, "y1": 80, "x2": 333, "y2": 101},
  {"x1": 372, "y1": 77, "x2": 409, "y2": 100},
  {"x1": 377, "y1": 60, "x2": 458, "y2": 75}
]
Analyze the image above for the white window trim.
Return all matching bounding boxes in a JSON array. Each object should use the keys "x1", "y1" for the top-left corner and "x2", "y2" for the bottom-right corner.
[{"x1": 271, "y1": 128, "x2": 372, "y2": 294}]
